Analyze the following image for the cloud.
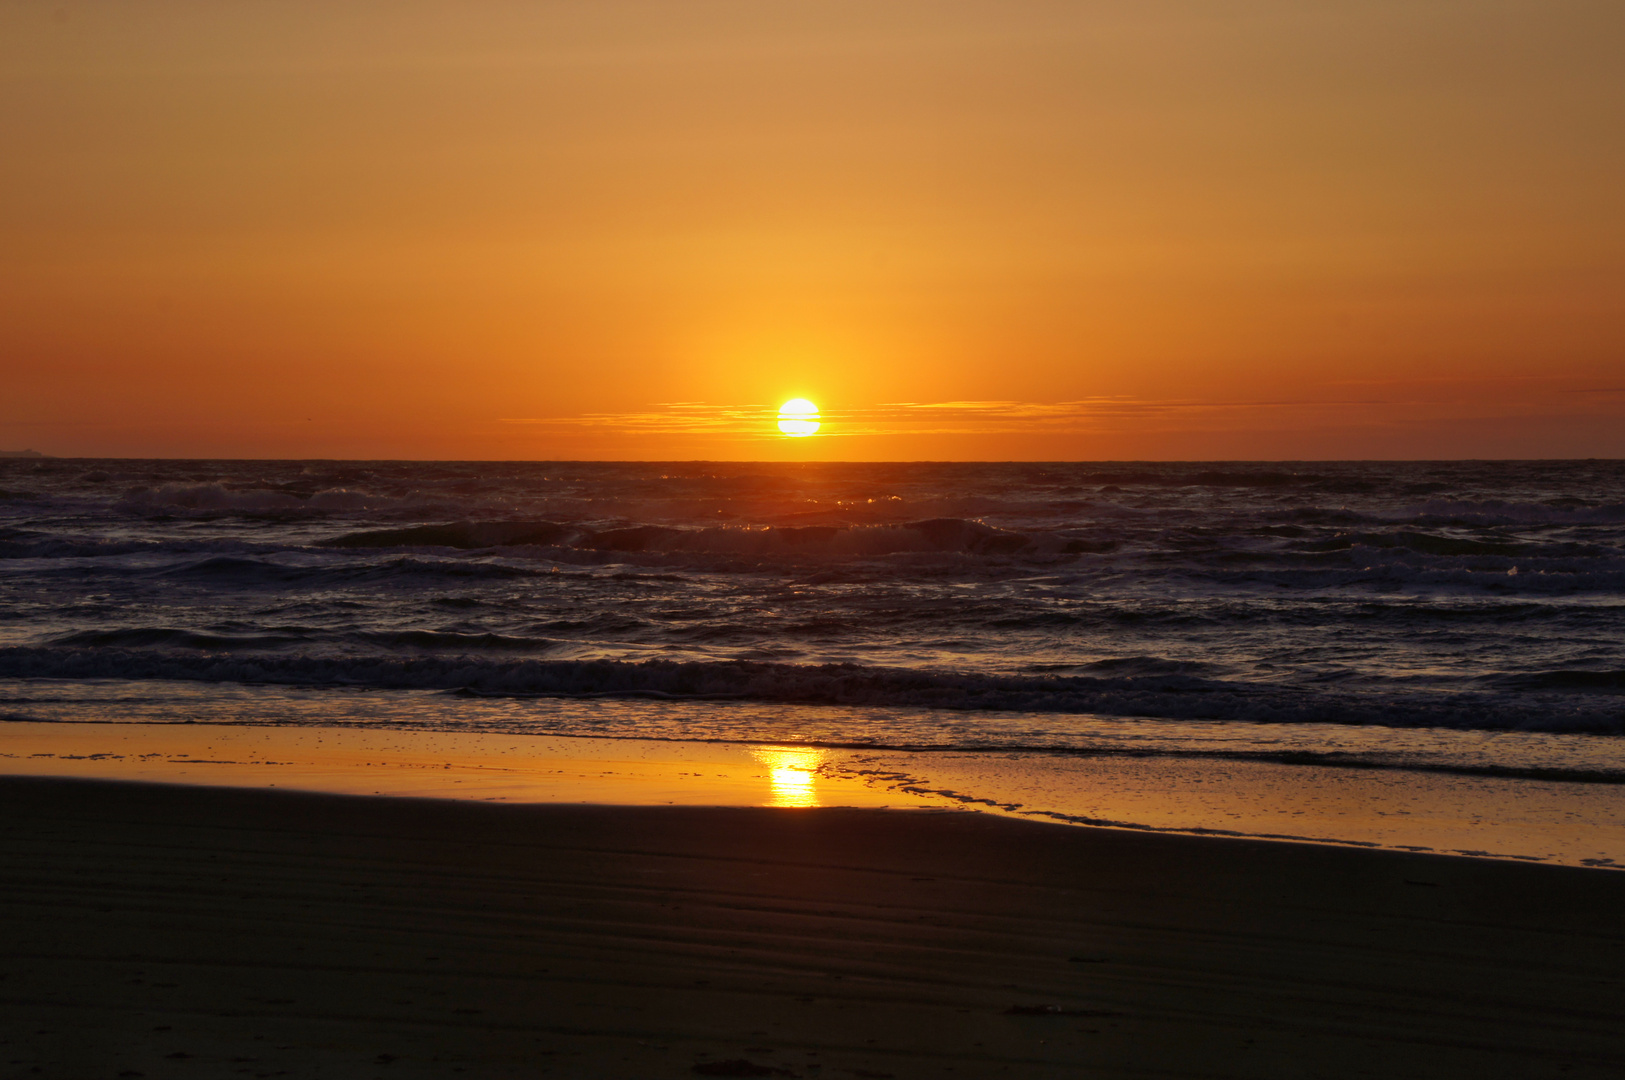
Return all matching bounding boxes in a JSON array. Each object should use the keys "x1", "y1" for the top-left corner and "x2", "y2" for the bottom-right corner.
[
  {"x1": 498, "y1": 397, "x2": 1364, "y2": 439},
  {"x1": 499, "y1": 381, "x2": 1625, "y2": 441}
]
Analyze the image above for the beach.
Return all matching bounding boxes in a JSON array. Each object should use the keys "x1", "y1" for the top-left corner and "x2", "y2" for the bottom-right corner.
[
  {"x1": 4, "y1": 459, "x2": 1624, "y2": 1075},
  {"x1": 5, "y1": 774, "x2": 1623, "y2": 1079}
]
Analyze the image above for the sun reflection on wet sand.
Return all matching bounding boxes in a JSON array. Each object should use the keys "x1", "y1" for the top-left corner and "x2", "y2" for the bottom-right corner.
[
  {"x1": 0, "y1": 722, "x2": 907, "y2": 809},
  {"x1": 750, "y1": 746, "x2": 827, "y2": 807},
  {"x1": 9, "y1": 721, "x2": 1622, "y2": 867}
]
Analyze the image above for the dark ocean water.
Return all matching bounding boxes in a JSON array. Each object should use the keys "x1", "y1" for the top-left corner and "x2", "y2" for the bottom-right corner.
[{"x1": 2, "y1": 458, "x2": 1623, "y2": 783}]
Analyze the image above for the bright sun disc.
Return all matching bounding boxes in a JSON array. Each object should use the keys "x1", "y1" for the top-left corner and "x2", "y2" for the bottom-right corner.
[{"x1": 777, "y1": 398, "x2": 821, "y2": 437}]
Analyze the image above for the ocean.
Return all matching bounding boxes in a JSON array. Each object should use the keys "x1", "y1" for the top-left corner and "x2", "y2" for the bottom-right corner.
[{"x1": 3, "y1": 458, "x2": 1622, "y2": 862}]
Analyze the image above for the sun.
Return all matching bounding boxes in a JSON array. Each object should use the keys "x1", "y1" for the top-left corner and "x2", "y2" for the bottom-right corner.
[{"x1": 777, "y1": 398, "x2": 821, "y2": 437}]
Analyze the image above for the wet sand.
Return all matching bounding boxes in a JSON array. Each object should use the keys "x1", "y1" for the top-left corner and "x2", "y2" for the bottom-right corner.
[
  {"x1": 0, "y1": 720, "x2": 899, "y2": 809},
  {"x1": 8, "y1": 720, "x2": 1625, "y2": 867},
  {"x1": 3, "y1": 776, "x2": 1624, "y2": 1079}
]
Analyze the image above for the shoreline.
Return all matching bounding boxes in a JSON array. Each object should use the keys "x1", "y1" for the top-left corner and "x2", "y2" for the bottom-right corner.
[
  {"x1": 4, "y1": 774, "x2": 1624, "y2": 1078},
  {"x1": 5, "y1": 717, "x2": 1624, "y2": 869}
]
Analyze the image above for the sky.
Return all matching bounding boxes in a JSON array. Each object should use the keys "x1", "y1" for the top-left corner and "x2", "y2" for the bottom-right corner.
[{"x1": 2, "y1": 0, "x2": 1622, "y2": 460}]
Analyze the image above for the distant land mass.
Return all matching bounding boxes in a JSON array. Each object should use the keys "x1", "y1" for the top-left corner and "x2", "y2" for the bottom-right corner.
[{"x1": 0, "y1": 450, "x2": 47, "y2": 458}]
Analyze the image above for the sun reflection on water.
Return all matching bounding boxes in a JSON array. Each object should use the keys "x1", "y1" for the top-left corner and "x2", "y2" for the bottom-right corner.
[{"x1": 751, "y1": 745, "x2": 827, "y2": 807}]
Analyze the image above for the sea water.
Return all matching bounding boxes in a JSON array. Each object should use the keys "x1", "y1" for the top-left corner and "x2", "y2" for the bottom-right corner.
[{"x1": 2, "y1": 459, "x2": 1622, "y2": 862}]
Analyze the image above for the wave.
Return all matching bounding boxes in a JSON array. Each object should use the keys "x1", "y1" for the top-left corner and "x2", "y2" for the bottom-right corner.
[
  {"x1": 2, "y1": 647, "x2": 1621, "y2": 735},
  {"x1": 105, "y1": 482, "x2": 509, "y2": 520},
  {"x1": 1400, "y1": 500, "x2": 1625, "y2": 527},
  {"x1": 1065, "y1": 656, "x2": 1220, "y2": 677},
  {"x1": 6, "y1": 535, "x2": 1619, "y2": 603},
  {"x1": 1200, "y1": 560, "x2": 1625, "y2": 594},
  {"x1": 0, "y1": 529, "x2": 263, "y2": 562},
  {"x1": 354, "y1": 630, "x2": 561, "y2": 652},
  {"x1": 323, "y1": 517, "x2": 1036, "y2": 558},
  {"x1": 50, "y1": 627, "x2": 563, "y2": 654},
  {"x1": 51, "y1": 628, "x2": 319, "y2": 650},
  {"x1": 1293, "y1": 530, "x2": 1530, "y2": 557},
  {"x1": 327, "y1": 521, "x2": 582, "y2": 548},
  {"x1": 114, "y1": 483, "x2": 378, "y2": 516},
  {"x1": 1487, "y1": 669, "x2": 1625, "y2": 694},
  {"x1": 1022, "y1": 467, "x2": 1380, "y2": 491},
  {"x1": 159, "y1": 555, "x2": 548, "y2": 585}
]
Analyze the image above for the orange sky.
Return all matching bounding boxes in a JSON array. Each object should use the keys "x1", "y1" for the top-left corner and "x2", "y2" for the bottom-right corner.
[{"x1": 3, "y1": 1, "x2": 1622, "y2": 460}]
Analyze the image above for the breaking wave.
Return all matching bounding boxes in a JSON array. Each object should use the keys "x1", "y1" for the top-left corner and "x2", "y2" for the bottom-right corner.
[{"x1": 2, "y1": 647, "x2": 1621, "y2": 735}]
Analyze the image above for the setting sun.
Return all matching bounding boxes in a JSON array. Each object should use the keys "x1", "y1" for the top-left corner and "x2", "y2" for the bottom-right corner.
[{"x1": 777, "y1": 399, "x2": 821, "y2": 437}]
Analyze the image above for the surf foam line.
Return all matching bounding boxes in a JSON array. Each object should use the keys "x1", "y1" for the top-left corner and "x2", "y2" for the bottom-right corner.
[{"x1": 1, "y1": 647, "x2": 1621, "y2": 735}]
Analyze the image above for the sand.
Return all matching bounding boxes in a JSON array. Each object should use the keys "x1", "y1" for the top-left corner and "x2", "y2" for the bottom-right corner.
[
  {"x1": 8, "y1": 720, "x2": 1624, "y2": 867},
  {"x1": 2, "y1": 776, "x2": 1623, "y2": 1079}
]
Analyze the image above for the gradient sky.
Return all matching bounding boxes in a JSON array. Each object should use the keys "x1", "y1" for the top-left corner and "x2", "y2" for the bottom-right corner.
[{"x1": 3, "y1": 0, "x2": 1622, "y2": 460}]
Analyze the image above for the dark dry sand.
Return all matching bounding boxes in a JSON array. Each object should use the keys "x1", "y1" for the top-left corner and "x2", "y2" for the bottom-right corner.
[{"x1": 2, "y1": 777, "x2": 1623, "y2": 1079}]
